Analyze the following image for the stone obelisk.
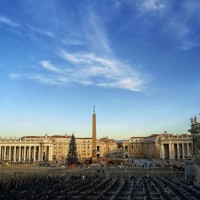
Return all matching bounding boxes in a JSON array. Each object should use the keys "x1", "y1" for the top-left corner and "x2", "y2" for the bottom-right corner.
[{"x1": 92, "y1": 105, "x2": 97, "y2": 161}]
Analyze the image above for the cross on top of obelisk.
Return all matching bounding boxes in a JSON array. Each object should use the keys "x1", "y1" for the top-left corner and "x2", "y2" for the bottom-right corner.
[{"x1": 93, "y1": 105, "x2": 95, "y2": 114}]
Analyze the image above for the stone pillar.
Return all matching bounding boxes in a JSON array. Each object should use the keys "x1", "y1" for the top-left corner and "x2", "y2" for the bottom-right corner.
[
  {"x1": 33, "y1": 146, "x2": 36, "y2": 161},
  {"x1": 9, "y1": 146, "x2": 11, "y2": 161},
  {"x1": 14, "y1": 146, "x2": 16, "y2": 162},
  {"x1": 49, "y1": 146, "x2": 53, "y2": 161},
  {"x1": 170, "y1": 142, "x2": 174, "y2": 159},
  {"x1": 46, "y1": 146, "x2": 49, "y2": 161},
  {"x1": 4, "y1": 146, "x2": 6, "y2": 160},
  {"x1": 92, "y1": 107, "x2": 97, "y2": 160},
  {"x1": 24, "y1": 146, "x2": 26, "y2": 162},
  {"x1": 182, "y1": 143, "x2": 185, "y2": 159},
  {"x1": 16, "y1": 147, "x2": 18, "y2": 161},
  {"x1": 36, "y1": 146, "x2": 38, "y2": 161},
  {"x1": 19, "y1": 146, "x2": 21, "y2": 162},
  {"x1": 29, "y1": 146, "x2": 31, "y2": 161},
  {"x1": 48, "y1": 146, "x2": 50, "y2": 161},
  {"x1": 160, "y1": 144, "x2": 163, "y2": 159},
  {"x1": 38, "y1": 145, "x2": 40, "y2": 161},
  {"x1": 40, "y1": 144, "x2": 43, "y2": 161},
  {"x1": 177, "y1": 144, "x2": 180, "y2": 159},
  {"x1": 38, "y1": 145, "x2": 42, "y2": 161}
]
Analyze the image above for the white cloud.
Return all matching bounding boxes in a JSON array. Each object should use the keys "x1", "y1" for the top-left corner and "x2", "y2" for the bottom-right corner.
[
  {"x1": 162, "y1": 3, "x2": 200, "y2": 50},
  {"x1": 29, "y1": 26, "x2": 55, "y2": 38},
  {"x1": 40, "y1": 60, "x2": 64, "y2": 74},
  {"x1": 130, "y1": 0, "x2": 200, "y2": 50},
  {"x1": 0, "y1": 15, "x2": 55, "y2": 41},
  {"x1": 83, "y1": 10, "x2": 112, "y2": 53},
  {"x1": 62, "y1": 38, "x2": 84, "y2": 46},
  {"x1": 6, "y1": 4, "x2": 149, "y2": 92},
  {"x1": 9, "y1": 73, "x2": 21, "y2": 80},
  {"x1": 142, "y1": 0, "x2": 165, "y2": 10},
  {"x1": 9, "y1": 50, "x2": 147, "y2": 92},
  {"x1": 60, "y1": 51, "x2": 92, "y2": 64},
  {"x1": 29, "y1": 74, "x2": 65, "y2": 86},
  {"x1": 24, "y1": 51, "x2": 146, "y2": 91},
  {"x1": 0, "y1": 16, "x2": 21, "y2": 27}
]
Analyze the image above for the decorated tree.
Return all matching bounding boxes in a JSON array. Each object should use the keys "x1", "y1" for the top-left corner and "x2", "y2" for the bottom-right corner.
[{"x1": 67, "y1": 133, "x2": 78, "y2": 165}]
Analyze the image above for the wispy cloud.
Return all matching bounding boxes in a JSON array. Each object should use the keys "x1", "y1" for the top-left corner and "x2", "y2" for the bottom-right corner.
[
  {"x1": 162, "y1": 1, "x2": 200, "y2": 50},
  {"x1": 29, "y1": 26, "x2": 55, "y2": 38},
  {"x1": 40, "y1": 60, "x2": 64, "y2": 73},
  {"x1": 142, "y1": 0, "x2": 165, "y2": 11},
  {"x1": 0, "y1": 15, "x2": 55, "y2": 40},
  {"x1": 10, "y1": 51, "x2": 147, "y2": 92},
  {"x1": 114, "y1": 0, "x2": 166, "y2": 12},
  {"x1": 0, "y1": 15, "x2": 21, "y2": 28},
  {"x1": 115, "y1": 0, "x2": 200, "y2": 50},
  {"x1": 83, "y1": 10, "x2": 112, "y2": 54},
  {"x1": 7, "y1": 3, "x2": 149, "y2": 92},
  {"x1": 9, "y1": 73, "x2": 22, "y2": 80}
]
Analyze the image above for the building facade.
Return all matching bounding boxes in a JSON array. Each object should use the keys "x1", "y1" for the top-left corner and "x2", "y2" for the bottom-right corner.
[
  {"x1": 123, "y1": 134, "x2": 160, "y2": 159},
  {"x1": 122, "y1": 131, "x2": 193, "y2": 160},
  {"x1": 0, "y1": 134, "x2": 53, "y2": 162},
  {"x1": 0, "y1": 134, "x2": 117, "y2": 162},
  {"x1": 0, "y1": 107, "x2": 118, "y2": 163},
  {"x1": 188, "y1": 115, "x2": 200, "y2": 163}
]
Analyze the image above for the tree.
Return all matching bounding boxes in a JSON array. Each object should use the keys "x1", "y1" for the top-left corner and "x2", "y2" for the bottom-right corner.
[{"x1": 67, "y1": 133, "x2": 78, "y2": 165}]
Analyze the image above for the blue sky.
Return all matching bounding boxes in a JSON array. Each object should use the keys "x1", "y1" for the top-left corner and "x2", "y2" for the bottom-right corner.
[{"x1": 0, "y1": 0, "x2": 200, "y2": 139}]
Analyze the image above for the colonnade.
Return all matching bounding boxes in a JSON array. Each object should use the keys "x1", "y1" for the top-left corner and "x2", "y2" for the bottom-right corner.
[
  {"x1": 0, "y1": 145, "x2": 52, "y2": 162},
  {"x1": 160, "y1": 142, "x2": 193, "y2": 160}
]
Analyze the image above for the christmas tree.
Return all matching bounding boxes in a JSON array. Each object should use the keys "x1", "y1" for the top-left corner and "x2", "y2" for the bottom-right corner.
[{"x1": 67, "y1": 133, "x2": 78, "y2": 165}]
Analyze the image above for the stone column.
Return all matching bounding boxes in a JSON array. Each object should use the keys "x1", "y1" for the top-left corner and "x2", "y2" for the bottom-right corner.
[
  {"x1": 170, "y1": 142, "x2": 174, "y2": 159},
  {"x1": 177, "y1": 144, "x2": 179, "y2": 159},
  {"x1": 40, "y1": 144, "x2": 43, "y2": 161},
  {"x1": 24, "y1": 146, "x2": 26, "y2": 162},
  {"x1": 187, "y1": 143, "x2": 189, "y2": 155},
  {"x1": 33, "y1": 146, "x2": 36, "y2": 162},
  {"x1": 182, "y1": 143, "x2": 185, "y2": 159},
  {"x1": 35, "y1": 146, "x2": 38, "y2": 161},
  {"x1": 4, "y1": 146, "x2": 6, "y2": 160},
  {"x1": 9, "y1": 146, "x2": 11, "y2": 161},
  {"x1": 49, "y1": 146, "x2": 52, "y2": 161},
  {"x1": 29, "y1": 146, "x2": 31, "y2": 161},
  {"x1": 14, "y1": 146, "x2": 16, "y2": 162},
  {"x1": 38, "y1": 146, "x2": 40, "y2": 161},
  {"x1": 46, "y1": 146, "x2": 49, "y2": 161},
  {"x1": 160, "y1": 144, "x2": 163, "y2": 159},
  {"x1": 19, "y1": 146, "x2": 21, "y2": 162},
  {"x1": 16, "y1": 147, "x2": 18, "y2": 161}
]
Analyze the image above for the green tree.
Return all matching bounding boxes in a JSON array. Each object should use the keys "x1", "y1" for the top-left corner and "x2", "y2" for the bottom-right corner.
[{"x1": 67, "y1": 133, "x2": 78, "y2": 164}]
